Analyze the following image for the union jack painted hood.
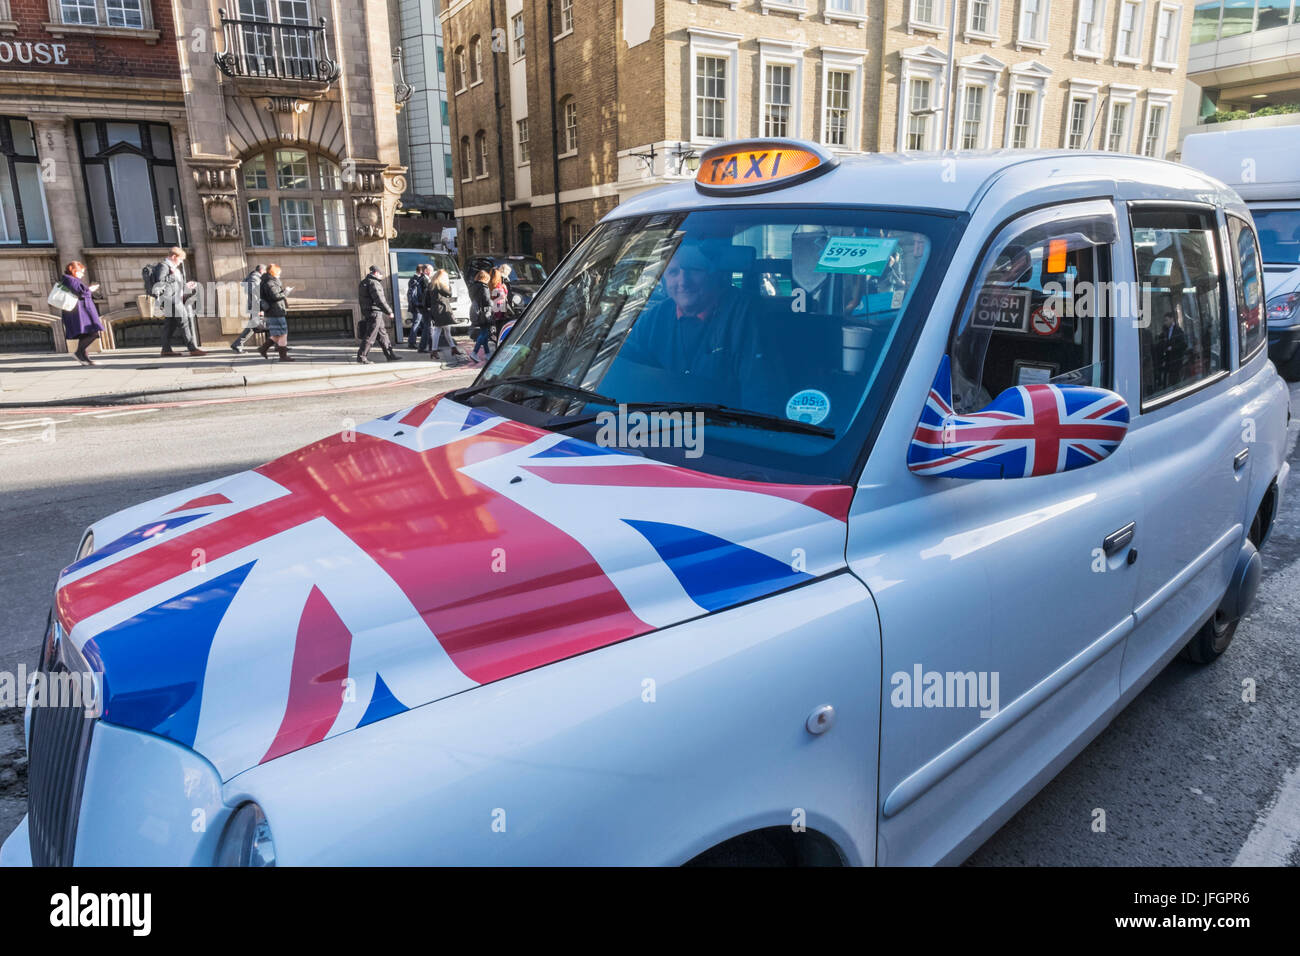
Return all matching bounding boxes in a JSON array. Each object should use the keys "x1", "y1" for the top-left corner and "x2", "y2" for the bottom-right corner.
[{"x1": 55, "y1": 397, "x2": 854, "y2": 780}]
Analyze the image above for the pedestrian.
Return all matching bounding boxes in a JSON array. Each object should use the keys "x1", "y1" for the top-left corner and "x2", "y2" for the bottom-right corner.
[
  {"x1": 258, "y1": 263, "x2": 294, "y2": 362},
  {"x1": 357, "y1": 265, "x2": 403, "y2": 364},
  {"x1": 58, "y1": 261, "x2": 105, "y2": 367},
  {"x1": 407, "y1": 264, "x2": 430, "y2": 350},
  {"x1": 152, "y1": 246, "x2": 206, "y2": 357},
  {"x1": 425, "y1": 268, "x2": 471, "y2": 367},
  {"x1": 468, "y1": 268, "x2": 493, "y2": 363},
  {"x1": 230, "y1": 264, "x2": 266, "y2": 353}
]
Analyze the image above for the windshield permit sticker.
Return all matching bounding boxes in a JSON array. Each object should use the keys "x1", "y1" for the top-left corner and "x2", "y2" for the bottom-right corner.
[
  {"x1": 786, "y1": 389, "x2": 831, "y2": 425},
  {"x1": 816, "y1": 236, "x2": 899, "y2": 276}
]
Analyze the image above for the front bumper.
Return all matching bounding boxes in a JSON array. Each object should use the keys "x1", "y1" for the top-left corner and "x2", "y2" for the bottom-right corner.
[{"x1": 1268, "y1": 325, "x2": 1300, "y2": 375}]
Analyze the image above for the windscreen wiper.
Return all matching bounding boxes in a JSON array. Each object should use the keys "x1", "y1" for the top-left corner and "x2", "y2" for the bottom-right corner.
[
  {"x1": 449, "y1": 375, "x2": 618, "y2": 408},
  {"x1": 549, "y1": 401, "x2": 835, "y2": 439}
]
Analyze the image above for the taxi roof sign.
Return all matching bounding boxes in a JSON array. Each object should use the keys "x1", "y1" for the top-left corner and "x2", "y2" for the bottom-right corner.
[{"x1": 695, "y1": 139, "x2": 838, "y2": 196}]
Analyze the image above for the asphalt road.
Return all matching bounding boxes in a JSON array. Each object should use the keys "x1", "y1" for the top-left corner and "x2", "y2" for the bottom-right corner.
[{"x1": 1, "y1": 378, "x2": 1298, "y2": 865}]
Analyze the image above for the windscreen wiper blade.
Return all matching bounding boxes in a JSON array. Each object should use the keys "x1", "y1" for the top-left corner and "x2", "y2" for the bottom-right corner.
[
  {"x1": 549, "y1": 401, "x2": 834, "y2": 438},
  {"x1": 449, "y1": 375, "x2": 618, "y2": 408}
]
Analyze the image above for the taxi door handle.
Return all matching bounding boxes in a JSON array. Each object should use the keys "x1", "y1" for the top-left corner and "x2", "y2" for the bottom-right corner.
[
  {"x1": 1234, "y1": 448, "x2": 1250, "y2": 471},
  {"x1": 1103, "y1": 522, "x2": 1136, "y2": 556}
]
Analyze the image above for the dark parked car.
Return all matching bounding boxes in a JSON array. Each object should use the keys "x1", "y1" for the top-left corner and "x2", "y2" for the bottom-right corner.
[{"x1": 468, "y1": 254, "x2": 548, "y2": 314}]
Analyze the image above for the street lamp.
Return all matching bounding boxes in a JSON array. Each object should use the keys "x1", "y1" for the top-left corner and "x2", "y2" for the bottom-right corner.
[{"x1": 628, "y1": 142, "x2": 700, "y2": 177}]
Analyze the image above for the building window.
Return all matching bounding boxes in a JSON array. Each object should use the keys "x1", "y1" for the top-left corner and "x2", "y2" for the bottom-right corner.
[
  {"x1": 58, "y1": 0, "x2": 150, "y2": 27},
  {"x1": 565, "y1": 217, "x2": 581, "y2": 251},
  {"x1": 1116, "y1": 0, "x2": 1145, "y2": 62},
  {"x1": 1019, "y1": 0, "x2": 1051, "y2": 47},
  {"x1": 911, "y1": 0, "x2": 943, "y2": 29},
  {"x1": 907, "y1": 77, "x2": 934, "y2": 150},
  {"x1": 562, "y1": 99, "x2": 578, "y2": 153},
  {"x1": 1106, "y1": 101, "x2": 1130, "y2": 151},
  {"x1": 823, "y1": 69, "x2": 852, "y2": 147},
  {"x1": 469, "y1": 35, "x2": 482, "y2": 84},
  {"x1": 1009, "y1": 89, "x2": 1035, "y2": 148},
  {"x1": 0, "y1": 118, "x2": 52, "y2": 245},
  {"x1": 560, "y1": 0, "x2": 574, "y2": 34},
  {"x1": 1066, "y1": 96, "x2": 1092, "y2": 148},
  {"x1": 695, "y1": 54, "x2": 728, "y2": 139},
  {"x1": 967, "y1": 0, "x2": 997, "y2": 36},
  {"x1": 459, "y1": 137, "x2": 471, "y2": 182},
  {"x1": 960, "y1": 85, "x2": 986, "y2": 149},
  {"x1": 512, "y1": 13, "x2": 525, "y2": 59},
  {"x1": 454, "y1": 46, "x2": 467, "y2": 92},
  {"x1": 77, "y1": 120, "x2": 182, "y2": 246},
  {"x1": 239, "y1": 146, "x2": 349, "y2": 248},
  {"x1": 517, "y1": 118, "x2": 530, "y2": 165},
  {"x1": 518, "y1": 221, "x2": 534, "y2": 255},
  {"x1": 466, "y1": 227, "x2": 475, "y2": 256},
  {"x1": 764, "y1": 63, "x2": 792, "y2": 137},
  {"x1": 482, "y1": 224, "x2": 493, "y2": 251},
  {"x1": 1075, "y1": 0, "x2": 1105, "y2": 56},
  {"x1": 1153, "y1": 4, "x2": 1181, "y2": 67},
  {"x1": 1141, "y1": 101, "x2": 1169, "y2": 156},
  {"x1": 475, "y1": 130, "x2": 488, "y2": 176},
  {"x1": 280, "y1": 198, "x2": 316, "y2": 247}
]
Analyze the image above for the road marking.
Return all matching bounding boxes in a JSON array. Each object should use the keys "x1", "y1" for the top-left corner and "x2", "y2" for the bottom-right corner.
[
  {"x1": 1234, "y1": 763, "x2": 1300, "y2": 866},
  {"x1": 90, "y1": 408, "x2": 160, "y2": 419},
  {"x1": 0, "y1": 418, "x2": 57, "y2": 430}
]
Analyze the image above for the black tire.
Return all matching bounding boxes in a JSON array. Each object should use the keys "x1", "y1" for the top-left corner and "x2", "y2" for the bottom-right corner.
[
  {"x1": 1181, "y1": 604, "x2": 1239, "y2": 665},
  {"x1": 1281, "y1": 352, "x2": 1300, "y2": 383}
]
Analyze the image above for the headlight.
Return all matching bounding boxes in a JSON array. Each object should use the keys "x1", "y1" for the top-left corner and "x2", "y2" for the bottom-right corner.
[
  {"x1": 1266, "y1": 291, "x2": 1300, "y2": 329},
  {"x1": 75, "y1": 530, "x2": 95, "y2": 562},
  {"x1": 216, "y1": 803, "x2": 277, "y2": 867},
  {"x1": 511, "y1": 293, "x2": 523, "y2": 306}
]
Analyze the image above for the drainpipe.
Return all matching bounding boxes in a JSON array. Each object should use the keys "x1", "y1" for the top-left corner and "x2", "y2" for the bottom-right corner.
[
  {"x1": 546, "y1": 0, "x2": 562, "y2": 260},
  {"x1": 489, "y1": 0, "x2": 509, "y2": 251}
]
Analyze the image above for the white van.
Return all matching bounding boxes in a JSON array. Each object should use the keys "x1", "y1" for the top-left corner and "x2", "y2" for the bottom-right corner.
[
  {"x1": 1181, "y1": 126, "x2": 1300, "y2": 378},
  {"x1": 387, "y1": 247, "x2": 471, "y2": 336}
]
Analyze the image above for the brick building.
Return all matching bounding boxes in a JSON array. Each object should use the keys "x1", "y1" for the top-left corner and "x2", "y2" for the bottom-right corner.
[
  {"x1": 0, "y1": 0, "x2": 405, "y2": 354},
  {"x1": 443, "y1": 0, "x2": 1192, "y2": 269}
]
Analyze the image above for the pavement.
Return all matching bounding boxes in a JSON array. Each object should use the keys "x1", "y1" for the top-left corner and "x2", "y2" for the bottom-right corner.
[{"x1": 0, "y1": 337, "x2": 485, "y2": 409}]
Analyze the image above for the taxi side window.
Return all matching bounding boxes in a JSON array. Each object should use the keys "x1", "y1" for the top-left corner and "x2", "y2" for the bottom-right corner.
[
  {"x1": 1227, "y1": 215, "x2": 1267, "y2": 364},
  {"x1": 949, "y1": 208, "x2": 1115, "y2": 414},
  {"x1": 1131, "y1": 207, "x2": 1228, "y2": 406}
]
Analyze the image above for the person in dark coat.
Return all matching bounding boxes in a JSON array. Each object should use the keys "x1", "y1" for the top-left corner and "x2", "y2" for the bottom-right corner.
[
  {"x1": 406, "y1": 264, "x2": 430, "y2": 350},
  {"x1": 468, "y1": 269, "x2": 494, "y2": 363},
  {"x1": 152, "y1": 246, "x2": 205, "y2": 357},
  {"x1": 258, "y1": 264, "x2": 293, "y2": 362},
  {"x1": 357, "y1": 265, "x2": 402, "y2": 364},
  {"x1": 59, "y1": 261, "x2": 105, "y2": 366}
]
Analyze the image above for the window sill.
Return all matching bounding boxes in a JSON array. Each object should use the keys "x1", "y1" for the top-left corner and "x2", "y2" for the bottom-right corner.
[
  {"x1": 43, "y1": 22, "x2": 161, "y2": 43},
  {"x1": 1114, "y1": 54, "x2": 1142, "y2": 66},
  {"x1": 553, "y1": 29, "x2": 573, "y2": 42},
  {"x1": 0, "y1": 20, "x2": 17, "y2": 34},
  {"x1": 825, "y1": 12, "x2": 866, "y2": 28},
  {"x1": 907, "y1": 20, "x2": 944, "y2": 36},
  {"x1": 475, "y1": 173, "x2": 489, "y2": 180},
  {"x1": 964, "y1": 30, "x2": 1000, "y2": 44},
  {"x1": 469, "y1": 79, "x2": 484, "y2": 89},
  {"x1": 759, "y1": 1, "x2": 809, "y2": 19},
  {"x1": 518, "y1": 160, "x2": 531, "y2": 167},
  {"x1": 1072, "y1": 48, "x2": 1102, "y2": 61},
  {"x1": 557, "y1": 150, "x2": 577, "y2": 159},
  {"x1": 1015, "y1": 38, "x2": 1049, "y2": 52},
  {"x1": 454, "y1": 86, "x2": 467, "y2": 96},
  {"x1": 1151, "y1": 60, "x2": 1178, "y2": 70}
]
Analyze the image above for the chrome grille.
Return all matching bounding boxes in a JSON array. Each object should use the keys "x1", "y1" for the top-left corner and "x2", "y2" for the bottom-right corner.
[{"x1": 26, "y1": 662, "x2": 95, "y2": 867}]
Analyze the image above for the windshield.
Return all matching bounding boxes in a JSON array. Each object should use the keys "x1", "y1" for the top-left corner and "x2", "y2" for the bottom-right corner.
[
  {"x1": 1252, "y1": 209, "x2": 1300, "y2": 266},
  {"x1": 506, "y1": 260, "x2": 548, "y2": 283},
  {"x1": 466, "y1": 206, "x2": 956, "y2": 484},
  {"x1": 394, "y1": 250, "x2": 462, "y2": 281}
]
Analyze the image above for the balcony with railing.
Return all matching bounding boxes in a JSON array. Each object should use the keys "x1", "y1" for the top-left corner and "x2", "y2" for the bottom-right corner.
[{"x1": 214, "y1": 11, "x2": 341, "y2": 89}]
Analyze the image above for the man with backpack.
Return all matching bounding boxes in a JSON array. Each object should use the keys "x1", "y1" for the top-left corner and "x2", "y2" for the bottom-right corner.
[
  {"x1": 230, "y1": 264, "x2": 266, "y2": 353},
  {"x1": 406, "y1": 264, "x2": 430, "y2": 350},
  {"x1": 150, "y1": 247, "x2": 205, "y2": 357}
]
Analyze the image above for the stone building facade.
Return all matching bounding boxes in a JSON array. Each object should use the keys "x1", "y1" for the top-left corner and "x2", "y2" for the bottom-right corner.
[
  {"x1": 444, "y1": 0, "x2": 1192, "y2": 269},
  {"x1": 0, "y1": 0, "x2": 405, "y2": 353}
]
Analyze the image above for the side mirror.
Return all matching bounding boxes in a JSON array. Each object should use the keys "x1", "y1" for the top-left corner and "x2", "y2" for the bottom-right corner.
[{"x1": 907, "y1": 356, "x2": 1129, "y2": 479}]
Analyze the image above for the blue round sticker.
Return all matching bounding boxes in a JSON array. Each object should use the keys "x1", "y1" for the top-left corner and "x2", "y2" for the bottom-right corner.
[{"x1": 786, "y1": 389, "x2": 830, "y2": 425}]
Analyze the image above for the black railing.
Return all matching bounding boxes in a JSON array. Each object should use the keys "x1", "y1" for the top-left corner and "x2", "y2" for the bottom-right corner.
[{"x1": 215, "y1": 12, "x2": 341, "y2": 84}]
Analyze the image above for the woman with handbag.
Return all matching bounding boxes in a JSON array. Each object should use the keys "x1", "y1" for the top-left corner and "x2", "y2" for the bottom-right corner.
[
  {"x1": 54, "y1": 262, "x2": 105, "y2": 367},
  {"x1": 468, "y1": 268, "x2": 493, "y2": 363},
  {"x1": 426, "y1": 269, "x2": 471, "y2": 367},
  {"x1": 258, "y1": 263, "x2": 294, "y2": 362}
]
